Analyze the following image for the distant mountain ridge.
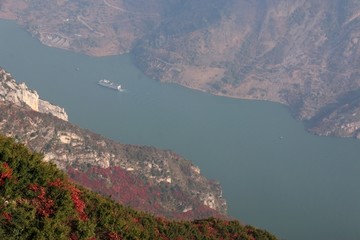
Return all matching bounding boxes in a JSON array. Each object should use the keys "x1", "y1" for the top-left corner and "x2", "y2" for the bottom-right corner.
[
  {"x1": 0, "y1": 67, "x2": 226, "y2": 220},
  {"x1": 134, "y1": 0, "x2": 360, "y2": 139},
  {"x1": 1, "y1": 0, "x2": 359, "y2": 138}
]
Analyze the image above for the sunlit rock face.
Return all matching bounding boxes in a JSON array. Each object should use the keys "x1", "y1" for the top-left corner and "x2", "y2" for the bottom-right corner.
[{"x1": 0, "y1": 68, "x2": 68, "y2": 121}]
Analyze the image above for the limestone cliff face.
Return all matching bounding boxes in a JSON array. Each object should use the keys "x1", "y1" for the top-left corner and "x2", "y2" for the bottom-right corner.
[
  {"x1": 38, "y1": 99, "x2": 68, "y2": 122},
  {"x1": 0, "y1": 68, "x2": 68, "y2": 121}
]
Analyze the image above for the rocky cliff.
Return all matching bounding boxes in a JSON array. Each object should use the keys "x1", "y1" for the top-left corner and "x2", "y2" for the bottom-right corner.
[
  {"x1": 2, "y1": 0, "x2": 359, "y2": 139},
  {"x1": 0, "y1": 68, "x2": 68, "y2": 121},
  {"x1": 0, "y1": 67, "x2": 226, "y2": 219}
]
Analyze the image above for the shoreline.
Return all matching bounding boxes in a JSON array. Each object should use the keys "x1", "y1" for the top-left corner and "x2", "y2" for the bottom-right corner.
[
  {"x1": 1, "y1": 17, "x2": 359, "y2": 140},
  {"x1": 0, "y1": 12, "x2": 17, "y2": 20}
]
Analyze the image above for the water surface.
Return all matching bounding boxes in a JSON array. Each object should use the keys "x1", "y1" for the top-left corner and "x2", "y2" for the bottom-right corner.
[{"x1": 1, "y1": 20, "x2": 360, "y2": 240}]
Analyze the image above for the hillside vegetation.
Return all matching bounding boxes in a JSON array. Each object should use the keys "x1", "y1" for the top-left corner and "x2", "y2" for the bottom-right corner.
[{"x1": 0, "y1": 135, "x2": 277, "y2": 239}]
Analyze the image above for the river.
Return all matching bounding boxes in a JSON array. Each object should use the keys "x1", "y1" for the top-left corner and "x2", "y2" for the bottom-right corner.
[{"x1": 1, "y1": 20, "x2": 360, "y2": 240}]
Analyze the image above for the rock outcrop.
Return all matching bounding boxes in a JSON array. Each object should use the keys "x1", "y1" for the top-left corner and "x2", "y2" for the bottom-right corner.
[{"x1": 0, "y1": 68, "x2": 68, "y2": 121}]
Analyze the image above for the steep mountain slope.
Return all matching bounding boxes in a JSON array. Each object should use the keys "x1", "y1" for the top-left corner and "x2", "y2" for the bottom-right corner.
[
  {"x1": 1, "y1": 0, "x2": 359, "y2": 138},
  {"x1": 0, "y1": 135, "x2": 277, "y2": 239},
  {"x1": 0, "y1": 68, "x2": 226, "y2": 220},
  {"x1": 135, "y1": 0, "x2": 360, "y2": 138},
  {"x1": 0, "y1": 0, "x2": 170, "y2": 56}
]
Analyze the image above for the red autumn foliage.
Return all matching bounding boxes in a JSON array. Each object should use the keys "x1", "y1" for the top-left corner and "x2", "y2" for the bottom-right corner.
[
  {"x1": 69, "y1": 233, "x2": 78, "y2": 240},
  {"x1": 48, "y1": 178, "x2": 88, "y2": 221},
  {"x1": 28, "y1": 183, "x2": 54, "y2": 217},
  {"x1": 67, "y1": 184, "x2": 88, "y2": 221},
  {"x1": 48, "y1": 178, "x2": 63, "y2": 188},
  {"x1": 67, "y1": 166, "x2": 162, "y2": 213},
  {"x1": 66, "y1": 165, "x2": 225, "y2": 220},
  {"x1": 0, "y1": 163, "x2": 13, "y2": 186},
  {"x1": 108, "y1": 232, "x2": 122, "y2": 240},
  {"x1": 2, "y1": 212, "x2": 12, "y2": 221}
]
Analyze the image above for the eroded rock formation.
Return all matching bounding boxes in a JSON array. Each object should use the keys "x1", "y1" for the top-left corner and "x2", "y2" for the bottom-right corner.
[{"x1": 0, "y1": 68, "x2": 68, "y2": 121}]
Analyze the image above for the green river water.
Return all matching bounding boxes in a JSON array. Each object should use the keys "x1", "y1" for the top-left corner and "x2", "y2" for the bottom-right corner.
[{"x1": 1, "y1": 20, "x2": 360, "y2": 240}]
